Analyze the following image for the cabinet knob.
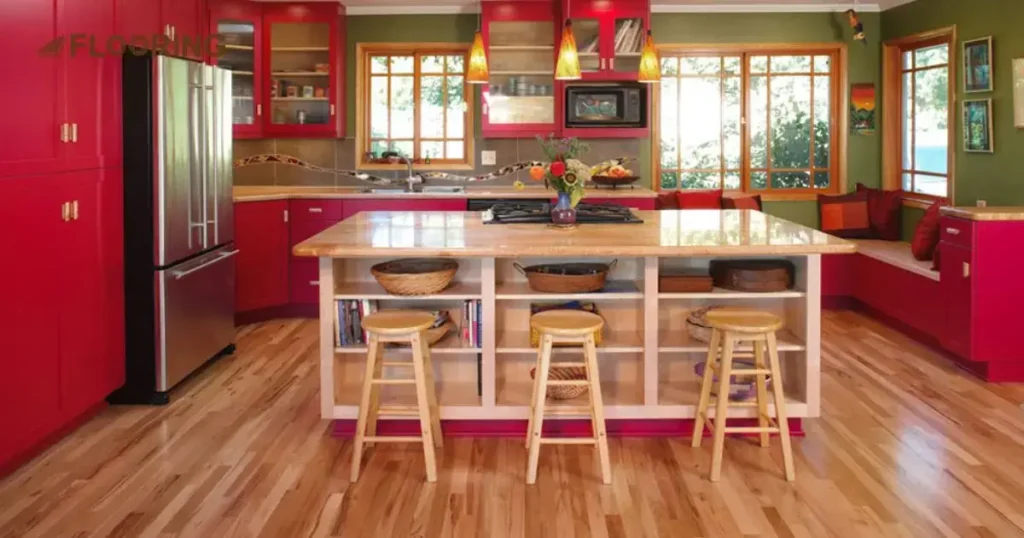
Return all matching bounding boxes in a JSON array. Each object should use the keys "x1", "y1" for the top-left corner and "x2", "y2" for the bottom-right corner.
[
  {"x1": 946, "y1": 227, "x2": 960, "y2": 235},
  {"x1": 963, "y1": 262, "x2": 970, "y2": 279}
]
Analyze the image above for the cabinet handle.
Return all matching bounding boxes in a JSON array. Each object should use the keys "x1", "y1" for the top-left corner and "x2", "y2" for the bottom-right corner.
[
  {"x1": 308, "y1": 207, "x2": 323, "y2": 213},
  {"x1": 609, "y1": 58, "x2": 615, "y2": 70},
  {"x1": 283, "y1": 209, "x2": 289, "y2": 223},
  {"x1": 256, "y1": 104, "x2": 262, "y2": 116},
  {"x1": 171, "y1": 25, "x2": 176, "y2": 41},
  {"x1": 70, "y1": 123, "x2": 78, "y2": 143},
  {"x1": 309, "y1": 280, "x2": 319, "y2": 286},
  {"x1": 61, "y1": 202, "x2": 70, "y2": 222},
  {"x1": 330, "y1": 104, "x2": 335, "y2": 116},
  {"x1": 164, "y1": 24, "x2": 170, "y2": 38},
  {"x1": 945, "y1": 227, "x2": 960, "y2": 235},
  {"x1": 963, "y1": 262, "x2": 970, "y2": 279},
  {"x1": 71, "y1": 200, "x2": 79, "y2": 220},
  {"x1": 60, "y1": 123, "x2": 69, "y2": 143},
  {"x1": 599, "y1": 58, "x2": 605, "y2": 70},
  {"x1": 483, "y1": 103, "x2": 488, "y2": 115}
]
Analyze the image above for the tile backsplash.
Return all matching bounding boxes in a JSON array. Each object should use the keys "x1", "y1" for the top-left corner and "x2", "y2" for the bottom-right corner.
[{"x1": 232, "y1": 138, "x2": 642, "y2": 187}]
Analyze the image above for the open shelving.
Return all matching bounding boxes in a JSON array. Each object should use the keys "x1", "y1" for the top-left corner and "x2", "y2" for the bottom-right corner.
[{"x1": 317, "y1": 254, "x2": 821, "y2": 423}]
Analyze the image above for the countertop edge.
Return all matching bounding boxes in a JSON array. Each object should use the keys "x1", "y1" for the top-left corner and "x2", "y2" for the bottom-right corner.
[
  {"x1": 940, "y1": 207, "x2": 1024, "y2": 222},
  {"x1": 233, "y1": 187, "x2": 658, "y2": 202},
  {"x1": 291, "y1": 245, "x2": 858, "y2": 257}
]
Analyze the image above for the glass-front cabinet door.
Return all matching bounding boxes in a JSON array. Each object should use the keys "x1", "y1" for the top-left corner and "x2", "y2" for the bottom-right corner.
[
  {"x1": 211, "y1": 2, "x2": 262, "y2": 138},
  {"x1": 573, "y1": 17, "x2": 602, "y2": 74},
  {"x1": 263, "y1": 4, "x2": 340, "y2": 137},
  {"x1": 610, "y1": 16, "x2": 644, "y2": 77},
  {"x1": 482, "y1": 1, "x2": 558, "y2": 137}
]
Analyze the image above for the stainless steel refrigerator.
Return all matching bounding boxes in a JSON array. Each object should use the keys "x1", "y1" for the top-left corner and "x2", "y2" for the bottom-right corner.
[{"x1": 114, "y1": 53, "x2": 236, "y2": 405}]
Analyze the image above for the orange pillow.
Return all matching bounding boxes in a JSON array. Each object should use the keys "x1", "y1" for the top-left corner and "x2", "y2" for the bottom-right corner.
[
  {"x1": 818, "y1": 191, "x2": 871, "y2": 238},
  {"x1": 676, "y1": 189, "x2": 723, "y2": 209},
  {"x1": 911, "y1": 202, "x2": 943, "y2": 261}
]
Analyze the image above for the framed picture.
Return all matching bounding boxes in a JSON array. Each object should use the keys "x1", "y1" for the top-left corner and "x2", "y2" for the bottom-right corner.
[
  {"x1": 963, "y1": 36, "x2": 993, "y2": 93},
  {"x1": 1014, "y1": 58, "x2": 1024, "y2": 128},
  {"x1": 849, "y1": 83, "x2": 876, "y2": 135},
  {"x1": 962, "y1": 99, "x2": 993, "y2": 153}
]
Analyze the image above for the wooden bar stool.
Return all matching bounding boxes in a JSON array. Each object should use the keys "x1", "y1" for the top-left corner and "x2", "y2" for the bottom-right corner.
[
  {"x1": 691, "y1": 308, "x2": 795, "y2": 482},
  {"x1": 526, "y1": 310, "x2": 611, "y2": 485},
  {"x1": 350, "y1": 310, "x2": 443, "y2": 483}
]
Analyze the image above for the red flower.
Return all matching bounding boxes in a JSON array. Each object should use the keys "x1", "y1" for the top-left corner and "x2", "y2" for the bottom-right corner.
[{"x1": 549, "y1": 161, "x2": 566, "y2": 176}]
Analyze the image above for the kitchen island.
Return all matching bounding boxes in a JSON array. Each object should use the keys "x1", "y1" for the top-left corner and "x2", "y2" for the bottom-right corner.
[{"x1": 293, "y1": 210, "x2": 855, "y2": 432}]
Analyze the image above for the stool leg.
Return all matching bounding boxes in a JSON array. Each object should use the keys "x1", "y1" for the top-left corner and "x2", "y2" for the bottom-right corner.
[
  {"x1": 526, "y1": 335, "x2": 554, "y2": 485},
  {"x1": 709, "y1": 333, "x2": 735, "y2": 482},
  {"x1": 691, "y1": 329, "x2": 721, "y2": 447},
  {"x1": 420, "y1": 336, "x2": 443, "y2": 448},
  {"x1": 584, "y1": 334, "x2": 612, "y2": 485},
  {"x1": 364, "y1": 341, "x2": 385, "y2": 448},
  {"x1": 350, "y1": 334, "x2": 381, "y2": 483},
  {"x1": 753, "y1": 337, "x2": 771, "y2": 449},
  {"x1": 410, "y1": 332, "x2": 438, "y2": 483},
  {"x1": 525, "y1": 342, "x2": 545, "y2": 449},
  {"x1": 766, "y1": 332, "x2": 795, "y2": 482}
]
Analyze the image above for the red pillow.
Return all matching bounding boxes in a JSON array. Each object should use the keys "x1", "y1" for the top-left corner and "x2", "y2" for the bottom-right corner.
[
  {"x1": 656, "y1": 191, "x2": 680, "y2": 210},
  {"x1": 818, "y1": 191, "x2": 872, "y2": 238},
  {"x1": 722, "y1": 195, "x2": 762, "y2": 211},
  {"x1": 856, "y1": 183, "x2": 903, "y2": 240},
  {"x1": 911, "y1": 202, "x2": 943, "y2": 261},
  {"x1": 677, "y1": 189, "x2": 723, "y2": 210}
]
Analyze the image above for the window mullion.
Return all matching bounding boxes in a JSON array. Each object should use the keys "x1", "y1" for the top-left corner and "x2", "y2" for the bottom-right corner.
[
  {"x1": 741, "y1": 52, "x2": 750, "y2": 193},
  {"x1": 413, "y1": 52, "x2": 421, "y2": 162}
]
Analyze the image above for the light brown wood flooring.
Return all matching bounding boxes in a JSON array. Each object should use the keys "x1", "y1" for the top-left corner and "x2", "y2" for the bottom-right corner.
[{"x1": 2, "y1": 310, "x2": 1024, "y2": 537}]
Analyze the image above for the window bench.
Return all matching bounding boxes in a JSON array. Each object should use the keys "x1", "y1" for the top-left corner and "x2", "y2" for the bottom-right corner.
[{"x1": 852, "y1": 240, "x2": 938, "y2": 282}]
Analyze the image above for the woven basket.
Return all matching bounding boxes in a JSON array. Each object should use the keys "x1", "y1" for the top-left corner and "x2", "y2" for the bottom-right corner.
[
  {"x1": 685, "y1": 306, "x2": 726, "y2": 343},
  {"x1": 514, "y1": 261, "x2": 616, "y2": 294},
  {"x1": 371, "y1": 258, "x2": 458, "y2": 296},
  {"x1": 530, "y1": 365, "x2": 589, "y2": 400},
  {"x1": 390, "y1": 322, "x2": 453, "y2": 347}
]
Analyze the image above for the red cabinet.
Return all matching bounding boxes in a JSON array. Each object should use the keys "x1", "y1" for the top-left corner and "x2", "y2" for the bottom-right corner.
[
  {"x1": 63, "y1": 0, "x2": 115, "y2": 171},
  {"x1": 563, "y1": 0, "x2": 649, "y2": 81},
  {"x1": 342, "y1": 198, "x2": 466, "y2": 219},
  {"x1": 939, "y1": 242, "x2": 973, "y2": 359},
  {"x1": 235, "y1": 200, "x2": 290, "y2": 313},
  {"x1": 0, "y1": 168, "x2": 125, "y2": 471},
  {"x1": 163, "y1": 0, "x2": 203, "y2": 58},
  {"x1": 262, "y1": 3, "x2": 345, "y2": 138},
  {"x1": 118, "y1": 0, "x2": 162, "y2": 37},
  {"x1": 210, "y1": 0, "x2": 265, "y2": 138}
]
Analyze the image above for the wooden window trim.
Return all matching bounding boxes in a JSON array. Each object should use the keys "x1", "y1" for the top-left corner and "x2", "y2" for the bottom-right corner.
[
  {"x1": 651, "y1": 43, "x2": 847, "y2": 201},
  {"x1": 355, "y1": 42, "x2": 475, "y2": 171},
  {"x1": 882, "y1": 26, "x2": 956, "y2": 207}
]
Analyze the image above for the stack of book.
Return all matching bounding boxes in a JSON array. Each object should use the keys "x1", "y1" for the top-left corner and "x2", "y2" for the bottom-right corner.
[
  {"x1": 461, "y1": 300, "x2": 483, "y2": 348},
  {"x1": 579, "y1": 19, "x2": 644, "y2": 54},
  {"x1": 335, "y1": 300, "x2": 379, "y2": 347}
]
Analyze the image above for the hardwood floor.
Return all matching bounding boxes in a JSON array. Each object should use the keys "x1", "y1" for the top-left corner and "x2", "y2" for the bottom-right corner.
[{"x1": 2, "y1": 311, "x2": 1024, "y2": 538}]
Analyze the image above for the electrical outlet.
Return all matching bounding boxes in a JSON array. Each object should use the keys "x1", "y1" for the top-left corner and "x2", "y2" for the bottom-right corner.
[
  {"x1": 977, "y1": 200, "x2": 987, "y2": 207},
  {"x1": 481, "y1": 150, "x2": 496, "y2": 166}
]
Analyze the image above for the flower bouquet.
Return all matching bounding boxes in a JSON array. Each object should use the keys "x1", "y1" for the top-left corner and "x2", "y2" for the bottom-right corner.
[{"x1": 530, "y1": 135, "x2": 592, "y2": 225}]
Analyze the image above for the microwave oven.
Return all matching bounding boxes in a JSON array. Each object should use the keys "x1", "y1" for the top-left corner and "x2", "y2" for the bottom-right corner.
[{"x1": 565, "y1": 84, "x2": 647, "y2": 129}]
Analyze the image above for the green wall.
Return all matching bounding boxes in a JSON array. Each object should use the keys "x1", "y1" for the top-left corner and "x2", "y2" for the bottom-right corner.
[
  {"x1": 344, "y1": 12, "x2": 882, "y2": 229},
  {"x1": 884, "y1": 0, "x2": 1024, "y2": 208}
]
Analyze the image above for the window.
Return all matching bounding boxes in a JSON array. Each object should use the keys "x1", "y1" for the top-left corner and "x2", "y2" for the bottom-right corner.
[
  {"x1": 896, "y1": 38, "x2": 953, "y2": 198},
  {"x1": 655, "y1": 46, "x2": 844, "y2": 196},
  {"x1": 356, "y1": 44, "x2": 474, "y2": 169}
]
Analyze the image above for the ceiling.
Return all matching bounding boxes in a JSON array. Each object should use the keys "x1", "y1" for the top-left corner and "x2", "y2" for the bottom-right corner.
[{"x1": 300, "y1": 0, "x2": 918, "y2": 15}]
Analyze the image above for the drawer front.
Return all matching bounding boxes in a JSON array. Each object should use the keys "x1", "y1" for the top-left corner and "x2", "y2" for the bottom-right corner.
[
  {"x1": 290, "y1": 199, "x2": 344, "y2": 221},
  {"x1": 939, "y1": 216, "x2": 974, "y2": 249}
]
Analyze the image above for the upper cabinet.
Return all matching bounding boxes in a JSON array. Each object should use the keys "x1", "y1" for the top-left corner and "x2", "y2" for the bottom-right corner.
[
  {"x1": 563, "y1": 0, "x2": 649, "y2": 81},
  {"x1": 263, "y1": 3, "x2": 345, "y2": 138},
  {"x1": 163, "y1": 0, "x2": 205, "y2": 60},
  {"x1": 481, "y1": 1, "x2": 559, "y2": 138},
  {"x1": 210, "y1": 1, "x2": 263, "y2": 139}
]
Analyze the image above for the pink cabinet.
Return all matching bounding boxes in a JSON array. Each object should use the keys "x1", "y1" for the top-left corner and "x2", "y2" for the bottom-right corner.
[{"x1": 939, "y1": 242, "x2": 973, "y2": 359}]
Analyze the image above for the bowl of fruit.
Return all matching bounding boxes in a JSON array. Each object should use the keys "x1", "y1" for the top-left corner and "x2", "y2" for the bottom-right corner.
[{"x1": 589, "y1": 162, "x2": 639, "y2": 189}]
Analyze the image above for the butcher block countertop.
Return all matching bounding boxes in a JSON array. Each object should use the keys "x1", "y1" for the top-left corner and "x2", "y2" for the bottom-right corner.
[
  {"x1": 233, "y1": 185, "x2": 657, "y2": 202},
  {"x1": 293, "y1": 210, "x2": 855, "y2": 258},
  {"x1": 940, "y1": 206, "x2": 1024, "y2": 222}
]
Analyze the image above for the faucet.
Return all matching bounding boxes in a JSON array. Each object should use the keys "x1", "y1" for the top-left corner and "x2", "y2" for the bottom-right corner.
[{"x1": 384, "y1": 151, "x2": 422, "y2": 192}]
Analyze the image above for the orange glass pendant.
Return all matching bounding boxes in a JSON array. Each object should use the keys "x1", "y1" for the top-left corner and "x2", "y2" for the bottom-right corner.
[
  {"x1": 555, "y1": 19, "x2": 582, "y2": 81},
  {"x1": 467, "y1": 30, "x2": 489, "y2": 84},
  {"x1": 637, "y1": 30, "x2": 660, "y2": 83}
]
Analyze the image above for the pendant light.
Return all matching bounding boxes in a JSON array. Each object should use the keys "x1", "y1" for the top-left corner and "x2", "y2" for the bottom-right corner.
[
  {"x1": 555, "y1": 2, "x2": 581, "y2": 80},
  {"x1": 466, "y1": 2, "x2": 489, "y2": 84},
  {"x1": 637, "y1": 0, "x2": 660, "y2": 83}
]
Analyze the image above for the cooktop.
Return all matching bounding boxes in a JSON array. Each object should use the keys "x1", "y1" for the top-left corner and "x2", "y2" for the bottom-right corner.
[{"x1": 482, "y1": 201, "x2": 644, "y2": 224}]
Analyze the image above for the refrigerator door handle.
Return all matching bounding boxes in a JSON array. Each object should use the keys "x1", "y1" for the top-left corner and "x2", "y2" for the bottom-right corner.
[
  {"x1": 171, "y1": 249, "x2": 239, "y2": 280},
  {"x1": 204, "y1": 77, "x2": 218, "y2": 245},
  {"x1": 188, "y1": 84, "x2": 203, "y2": 249}
]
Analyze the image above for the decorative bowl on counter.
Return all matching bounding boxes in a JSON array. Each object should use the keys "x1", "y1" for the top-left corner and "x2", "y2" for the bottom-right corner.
[
  {"x1": 590, "y1": 175, "x2": 641, "y2": 189},
  {"x1": 514, "y1": 260, "x2": 617, "y2": 293},
  {"x1": 371, "y1": 258, "x2": 458, "y2": 296}
]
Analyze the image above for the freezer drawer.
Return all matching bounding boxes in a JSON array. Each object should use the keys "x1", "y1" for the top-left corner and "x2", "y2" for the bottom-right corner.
[{"x1": 156, "y1": 246, "x2": 237, "y2": 391}]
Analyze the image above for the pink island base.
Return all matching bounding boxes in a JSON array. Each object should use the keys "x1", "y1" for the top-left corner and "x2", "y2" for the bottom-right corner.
[{"x1": 333, "y1": 418, "x2": 805, "y2": 439}]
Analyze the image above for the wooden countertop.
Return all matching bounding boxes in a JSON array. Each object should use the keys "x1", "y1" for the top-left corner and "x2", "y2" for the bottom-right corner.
[
  {"x1": 293, "y1": 210, "x2": 855, "y2": 258},
  {"x1": 940, "y1": 206, "x2": 1024, "y2": 222},
  {"x1": 233, "y1": 185, "x2": 657, "y2": 202}
]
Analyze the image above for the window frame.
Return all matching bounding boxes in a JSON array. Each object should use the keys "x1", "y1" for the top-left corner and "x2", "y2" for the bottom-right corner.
[
  {"x1": 355, "y1": 42, "x2": 475, "y2": 171},
  {"x1": 882, "y1": 27, "x2": 956, "y2": 207},
  {"x1": 652, "y1": 43, "x2": 848, "y2": 200}
]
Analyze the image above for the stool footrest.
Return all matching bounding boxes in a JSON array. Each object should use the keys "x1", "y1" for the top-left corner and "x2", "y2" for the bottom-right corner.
[
  {"x1": 722, "y1": 427, "x2": 780, "y2": 434},
  {"x1": 378, "y1": 405, "x2": 420, "y2": 416},
  {"x1": 381, "y1": 361, "x2": 414, "y2": 368},
  {"x1": 546, "y1": 379, "x2": 589, "y2": 387},
  {"x1": 371, "y1": 378, "x2": 415, "y2": 385},
  {"x1": 550, "y1": 362, "x2": 587, "y2": 368},
  {"x1": 543, "y1": 406, "x2": 592, "y2": 416},
  {"x1": 539, "y1": 438, "x2": 597, "y2": 445},
  {"x1": 362, "y1": 436, "x2": 424, "y2": 443},
  {"x1": 712, "y1": 399, "x2": 759, "y2": 408},
  {"x1": 709, "y1": 365, "x2": 771, "y2": 376}
]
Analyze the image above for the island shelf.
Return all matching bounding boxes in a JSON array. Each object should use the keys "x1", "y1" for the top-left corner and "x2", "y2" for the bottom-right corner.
[{"x1": 294, "y1": 210, "x2": 855, "y2": 430}]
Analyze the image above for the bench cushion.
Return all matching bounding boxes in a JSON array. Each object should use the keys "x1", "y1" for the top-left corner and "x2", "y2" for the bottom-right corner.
[{"x1": 852, "y1": 239, "x2": 939, "y2": 281}]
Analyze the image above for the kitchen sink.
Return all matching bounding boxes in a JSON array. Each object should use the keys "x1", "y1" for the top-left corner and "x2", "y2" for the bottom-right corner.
[
  {"x1": 358, "y1": 187, "x2": 409, "y2": 194},
  {"x1": 419, "y1": 186, "x2": 465, "y2": 194},
  {"x1": 357, "y1": 185, "x2": 466, "y2": 195}
]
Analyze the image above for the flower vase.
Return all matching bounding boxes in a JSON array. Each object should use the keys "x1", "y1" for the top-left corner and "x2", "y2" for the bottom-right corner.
[{"x1": 551, "y1": 191, "x2": 577, "y2": 226}]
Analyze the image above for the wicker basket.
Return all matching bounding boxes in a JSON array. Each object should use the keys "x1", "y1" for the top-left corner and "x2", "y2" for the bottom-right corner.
[
  {"x1": 685, "y1": 306, "x2": 726, "y2": 343},
  {"x1": 390, "y1": 322, "x2": 453, "y2": 347},
  {"x1": 530, "y1": 365, "x2": 589, "y2": 399},
  {"x1": 514, "y1": 261, "x2": 616, "y2": 294},
  {"x1": 371, "y1": 258, "x2": 458, "y2": 296}
]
